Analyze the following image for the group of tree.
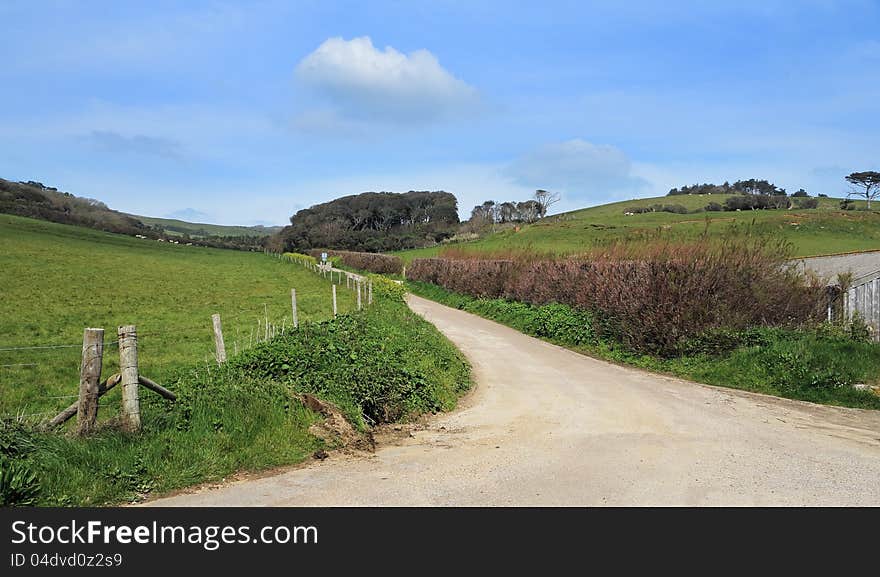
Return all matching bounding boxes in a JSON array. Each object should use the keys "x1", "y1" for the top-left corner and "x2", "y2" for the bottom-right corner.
[
  {"x1": 666, "y1": 171, "x2": 880, "y2": 210},
  {"x1": 668, "y1": 179, "x2": 794, "y2": 197},
  {"x1": 0, "y1": 178, "x2": 271, "y2": 251},
  {"x1": 276, "y1": 190, "x2": 460, "y2": 253},
  {"x1": 468, "y1": 189, "x2": 561, "y2": 228}
]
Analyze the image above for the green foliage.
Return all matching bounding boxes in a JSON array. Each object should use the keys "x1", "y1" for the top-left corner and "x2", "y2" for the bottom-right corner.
[
  {"x1": 283, "y1": 252, "x2": 317, "y2": 265},
  {"x1": 408, "y1": 281, "x2": 880, "y2": 410},
  {"x1": 279, "y1": 190, "x2": 459, "y2": 253},
  {"x1": 367, "y1": 274, "x2": 407, "y2": 302},
  {"x1": 0, "y1": 457, "x2": 41, "y2": 506},
  {"x1": 229, "y1": 301, "x2": 470, "y2": 425}
]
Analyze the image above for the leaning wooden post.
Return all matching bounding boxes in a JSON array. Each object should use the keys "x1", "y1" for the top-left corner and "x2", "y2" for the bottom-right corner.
[
  {"x1": 211, "y1": 313, "x2": 227, "y2": 364},
  {"x1": 76, "y1": 328, "x2": 104, "y2": 435},
  {"x1": 332, "y1": 284, "x2": 338, "y2": 317},
  {"x1": 357, "y1": 280, "x2": 362, "y2": 310},
  {"x1": 118, "y1": 325, "x2": 141, "y2": 432},
  {"x1": 291, "y1": 288, "x2": 299, "y2": 328}
]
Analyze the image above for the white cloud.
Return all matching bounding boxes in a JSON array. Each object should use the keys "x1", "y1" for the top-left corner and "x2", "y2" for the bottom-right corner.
[
  {"x1": 505, "y1": 139, "x2": 648, "y2": 204},
  {"x1": 294, "y1": 36, "x2": 478, "y2": 126}
]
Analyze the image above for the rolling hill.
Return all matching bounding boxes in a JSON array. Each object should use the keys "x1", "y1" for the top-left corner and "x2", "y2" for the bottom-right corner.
[
  {"x1": 396, "y1": 194, "x2": 880, "y2": 263},
  {"x1": 132, "y1": 214, "x2": 282, "y2": 238}
]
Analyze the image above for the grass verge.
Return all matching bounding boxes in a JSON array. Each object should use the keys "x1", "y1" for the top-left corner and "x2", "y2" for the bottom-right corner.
[{"x1": 1, "y1": 282, "x2": 470, "y2": 506}]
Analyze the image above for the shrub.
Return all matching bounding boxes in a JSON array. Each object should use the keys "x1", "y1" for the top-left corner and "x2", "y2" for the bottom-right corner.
[
  {"x1": 308, "y1": 249, "x2": 403, "y2": 275},
  {"x1": 283, "y1": 252, "x2": 317, "y2": 265},
  {"x1": 367, "y1": 274, "x2": 406, "y2": 302},
  {"x1": 228, "y1": 301, "x2": 469, "y2": 424},
  {"x1": 724, "y1": 194, "x2": 791, "y2": 211},
  {"x1": 408, "y1": 237, "x2": 826, "y2": 356},
  {"x1": 795, "y1": 198, "x2": 819, "y2": 209},
  {"x1": 705, "y1": 202, "x2": 723, "y2": 212},
  {"x1": 662, "y1": 204, "x2": 689, "y2": 214}
]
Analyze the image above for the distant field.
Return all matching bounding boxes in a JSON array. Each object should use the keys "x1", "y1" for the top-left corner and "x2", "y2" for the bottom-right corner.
[
  {"x1": 396, "y1": 195, "x2": 880, "y2": 263},
  {"x1": 0, "y1": 214, "x2": 353, "y2": 417},
  {"x1": 132, "y1": 214, "x2": 282, "y2": 238}
]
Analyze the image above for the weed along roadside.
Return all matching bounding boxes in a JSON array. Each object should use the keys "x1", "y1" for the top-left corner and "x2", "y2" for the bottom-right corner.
[{"x1": 0, "y1": 250, "x2": 470, "y2": 506}]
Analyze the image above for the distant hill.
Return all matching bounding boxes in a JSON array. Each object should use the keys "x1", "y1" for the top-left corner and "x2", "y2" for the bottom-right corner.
[
  {"x1": 0, "y1": 177, "x2": 155, "y2": 237},
  {"x1": 396, "y1": 193, "x2": 880, "y2": 262},
  {"x1": 132, "y1": 215, "x2": 282, "y2": 239},
  {"x1": 0, "y1": 178, "x2": 271, "y2": 251}
]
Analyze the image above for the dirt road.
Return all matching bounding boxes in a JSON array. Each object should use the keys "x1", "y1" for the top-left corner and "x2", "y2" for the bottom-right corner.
[{"x1": 147, "y1": 295, "x2": 880, "y2": 506}]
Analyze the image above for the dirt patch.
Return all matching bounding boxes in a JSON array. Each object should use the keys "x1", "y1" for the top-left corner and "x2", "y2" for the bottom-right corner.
[{"x1": 301, "y1": 393, "x2": 375, "y2": 453}]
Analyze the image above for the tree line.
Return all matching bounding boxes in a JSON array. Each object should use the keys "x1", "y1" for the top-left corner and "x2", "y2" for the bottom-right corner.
[{"x1": 467, "y1": 189, "x2": 561, "y2": 227}]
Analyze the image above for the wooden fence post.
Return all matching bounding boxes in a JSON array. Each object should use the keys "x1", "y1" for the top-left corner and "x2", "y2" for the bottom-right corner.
[
  {"x1": 76, "y1": 328, "x2": 104, "y2": 435},
  {"x1": 212, "y1": 313, "x2": 226, "y2": 363},
  {"x1": 332, "y1": 284, "x2": 337, "y2": 317},
  {"x1": 118, "y1": 325, "x2": 141, "y2": 432},
  {"x1": 357, "y1": 280, "x2": 362, "y2": 310},
  {"x1": 291, "y1": 288, "x2": 299, "y2": 328},
  {"x1": 368, "y1": 280, "x2": 373, "y2": 305}
]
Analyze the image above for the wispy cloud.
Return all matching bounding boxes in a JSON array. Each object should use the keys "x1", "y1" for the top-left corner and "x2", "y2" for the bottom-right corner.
[
  {"x1": 87, "y1": 131, "x2": 183, "y2": 160},
  {"x1": 505, "y1": 139, "x2": 648, "y2": 204}
]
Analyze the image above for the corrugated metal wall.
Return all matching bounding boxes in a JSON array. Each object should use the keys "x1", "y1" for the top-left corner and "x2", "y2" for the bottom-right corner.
[{"x1": 844, "y1": 275, "x2": 880, "y2": 341}]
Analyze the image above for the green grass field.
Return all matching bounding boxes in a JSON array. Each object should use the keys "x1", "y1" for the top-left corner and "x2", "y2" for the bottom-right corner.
[
  {"x1": 396, "y1": 195, "x2": 880, "y2": 263},
  {"x1": 0, "y1": 214, "x2": 355, "y2": 419},
  {"x1": 132, "y1": 214, "x2": 282, "y2": 238}
]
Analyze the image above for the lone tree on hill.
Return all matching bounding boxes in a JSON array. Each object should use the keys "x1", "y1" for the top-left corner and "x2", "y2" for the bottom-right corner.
[
  {"x1": 845, "y1": 171, "x2": 880, "y2": 209},
  {"x1": 534, "y1": 189, "x2": 561, "y2": 217}
]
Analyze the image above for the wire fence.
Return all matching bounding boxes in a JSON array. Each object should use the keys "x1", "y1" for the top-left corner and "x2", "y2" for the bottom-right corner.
[{"x1": 1, "y1": 255, "x2": 370, "y2": 426}]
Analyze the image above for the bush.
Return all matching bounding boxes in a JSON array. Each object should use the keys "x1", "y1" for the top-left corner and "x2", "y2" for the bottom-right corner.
[
  {"x1": 795, "y1": 198, "x2": 819, "y2": 209},
  {"x1": 662, "y1": 204, "x2": 689, "y2": 214},
  {"x1": 283, "y1": 252, "x2": 317, "y2": 265},
  {"x1": 408, "y1": 237, "x2": 826, "y2": 356},
  {"x1": 228, "y1": 301, "x2": 469, "y2": 424},
  {"x1": 724, "y1": 194, "x2": 791, "y2": 211},
  {"x1": 367, "y1": 274, "x2": 406, "y2": 302},
  {"x1": 705, "y1": 202, "x2": 723, "y2": 212},
  {"x1": 308, "y1": 249, "x2": 403, "y2": 275}
]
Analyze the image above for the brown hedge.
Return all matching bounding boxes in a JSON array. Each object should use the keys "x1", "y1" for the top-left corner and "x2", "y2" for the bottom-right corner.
[
  {"x1": 408, "y1": 239, "x2": 827, "y2": 355},
  {"x1": 308, "y1": 249, "x2": 403, "y2": 275}
]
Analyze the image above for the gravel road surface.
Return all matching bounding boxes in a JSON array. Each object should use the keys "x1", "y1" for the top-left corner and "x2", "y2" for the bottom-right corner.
[{"x1": 146, "y1": 295, "x2": 880, "y2": 506}]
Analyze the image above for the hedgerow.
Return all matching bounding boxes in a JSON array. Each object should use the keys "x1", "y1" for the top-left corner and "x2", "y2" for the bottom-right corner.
[
  {"x1": 408, "y1": 237, "x2": 827, "y2": 356},
  {"x1": 307, "y1": 249, "x2": 403, "y2": 275}
]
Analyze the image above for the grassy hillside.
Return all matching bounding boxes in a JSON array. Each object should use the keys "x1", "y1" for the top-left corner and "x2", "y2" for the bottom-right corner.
[
  {"x1": 0, "y1": 214, "x2": 355, "y2": 418},
  {"x1": 396, "y1": 195, "x2": 880, "y2": 263},
  {"x1": 133, "y1": 214, "x2": 282, "y2": 238}
]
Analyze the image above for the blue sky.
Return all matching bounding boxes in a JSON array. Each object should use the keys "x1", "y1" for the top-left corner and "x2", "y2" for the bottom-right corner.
[{"x1": 1, "y1": 1, "x2": 878, "y2": 225}]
